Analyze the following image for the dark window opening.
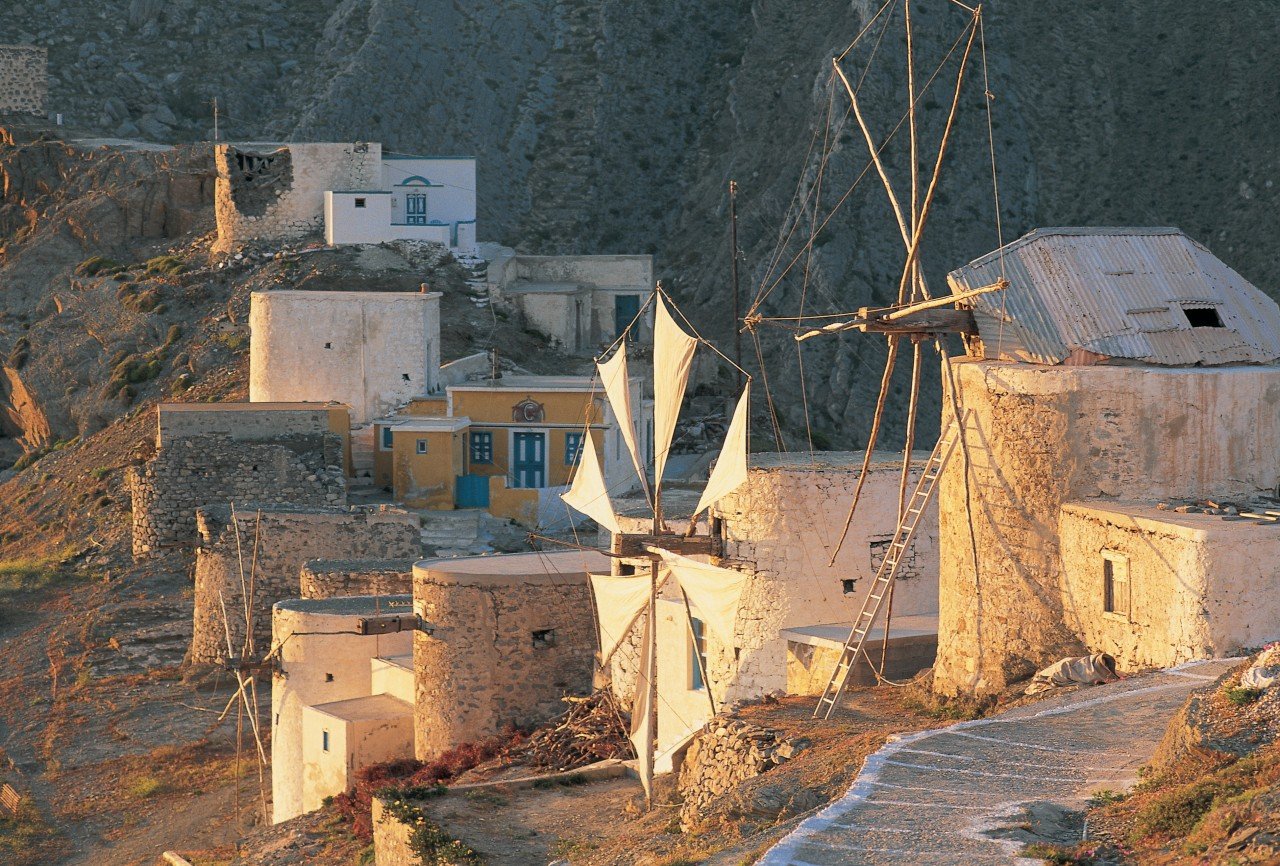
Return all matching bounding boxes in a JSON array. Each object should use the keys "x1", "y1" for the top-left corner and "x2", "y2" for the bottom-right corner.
[
  {"x1": 1181, "y1": 304, "x2": 1225, "y2": 328},
  {"x1": 841, "y1": 578, "x2": 856, "y2": 595},
  {"x1": 619, "y1": 563, "x2": 636, "y2": 576},
  {"x1": 324, "y1": 342, "x2": 332, "y2": 349},
  {"x1": 402, "y1": 373, "x2": 411, "y2": 382},
  {"x1": 532, "y1": 628, "x2": 556, "y2": 648},
  {"x1": 354, "y1": 197, "x2": 367, "y2": 208},
  {"x1": 324, "y1": 673, "x2": 334, "y2": 682}
]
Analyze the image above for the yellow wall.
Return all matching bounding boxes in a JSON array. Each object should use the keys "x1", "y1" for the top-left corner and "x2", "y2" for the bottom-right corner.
[
  {"x1": 326, "y1": 406, "x2": 353, "y2": 476},
  {"x1": 391, "y1": 428, "x2": 464, "y2": 509},
  {"x1": 488, "y1": 477, "x2": 539, "y2": 527},
  {"x1": 464, "y1": 426, "x2": 604, "y2": 488},
  {"x1": 450, "y1": 389, "x2": 603, "y2": 426},
  {"x1": 406, "y1": 397, "x2": 447, "y2": 417},
  {"x1": 372, "y1": 422, "x2": 393, "y2": 488}
]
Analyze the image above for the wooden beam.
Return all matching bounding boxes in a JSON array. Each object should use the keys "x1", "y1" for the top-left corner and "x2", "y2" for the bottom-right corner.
[
  {"x1": 856, "y1": 307, "x2": 976, "y2": 335},
  {"x1": 612, "y1": 533, "x2": 722, "y2": 559}
]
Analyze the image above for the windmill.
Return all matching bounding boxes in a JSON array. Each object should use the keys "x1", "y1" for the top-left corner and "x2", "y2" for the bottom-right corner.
[
  {"x1": 741, "y1": 0, "x2": 1007, "y2": 718},
  {"x1": 561, "y1": 287, "x2": 752, "y2": 806}
]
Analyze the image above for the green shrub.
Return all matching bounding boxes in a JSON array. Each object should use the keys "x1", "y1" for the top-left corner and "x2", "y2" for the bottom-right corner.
[
  {"x1": 1131, "y1": 779, "x2": 1241, "y2": 840},
  {"x1": 1224, "y1": 686, "x2": 1264, "y2": 705},
  {"x1": 76, "y1": 255, "x2": 122, "y2": 276},
  {"x1": 126, "y1": 776, "x2": 167, "y2": 799},
  {"x1": 144, "y1": 255, "x2": 187, "y2": 276}
]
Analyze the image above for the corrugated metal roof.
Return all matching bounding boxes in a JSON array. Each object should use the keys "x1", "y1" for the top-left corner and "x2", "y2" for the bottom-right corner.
[{"x1": 947, "y1": 227, "x2": 1280, "y2": 365}]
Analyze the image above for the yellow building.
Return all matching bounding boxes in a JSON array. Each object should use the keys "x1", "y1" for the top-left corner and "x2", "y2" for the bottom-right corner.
[{"x1": 372, "y1": 375, "x2": 650, "y2": 524}]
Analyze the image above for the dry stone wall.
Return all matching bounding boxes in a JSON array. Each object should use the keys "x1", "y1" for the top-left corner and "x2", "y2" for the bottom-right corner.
[
  {"x1": 0, "y1": 46, "x2": 47, "y2": 115},
  {"x1": 298, "y1": 559, "x2": 415, "y2": 599},
  {"x1": 191, "y1": 505, "x2": 422, "y2": 663},
  {"x1": 128, "y1": 433, "x2": 346, "y2": 558}
]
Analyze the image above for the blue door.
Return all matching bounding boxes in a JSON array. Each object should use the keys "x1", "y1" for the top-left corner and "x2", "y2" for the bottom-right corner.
[
  {"x1": 455, "y1": 474, "x2": 490, "y2": 508},
  {"x1": 511, "y1": 432, "x2": 546, "y2": 488},
  {"x1": 405, "y1": 193, "x2": 427, "y2": 225},
  {"x1": 615, "y1": 294, "x2": 641, "y2": 341}
]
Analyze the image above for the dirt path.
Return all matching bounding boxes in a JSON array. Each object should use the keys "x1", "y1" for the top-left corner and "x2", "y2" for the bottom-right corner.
[{"x1": 757, "y1": 660, "x2": 1236, "y2": 866}]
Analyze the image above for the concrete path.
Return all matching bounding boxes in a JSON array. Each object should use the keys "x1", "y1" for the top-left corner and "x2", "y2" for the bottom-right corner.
[{"x1": 759, "y1": 659, "x2": 1235, "y2": 865}]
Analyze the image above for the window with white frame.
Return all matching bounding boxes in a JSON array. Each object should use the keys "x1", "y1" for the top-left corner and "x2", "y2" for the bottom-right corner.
[
  {"x1": 470, "y1": 430, "x2": 493, "y2": 464},
  {"x1": 416, "y1": 438, "x2": 428, "y2": 455},
  {"x1": 322, "y1": 729, "x2": 330, "y2": 752},
  {"x1": 380, "y1": 426, "x2": 393, "y2": 451},
  {"x1": 1102, "y1": 550, "x2": 1130, "y2": 620},
  {"x1": 565, "y1": 431, "x2": 584, "y2": 466}
]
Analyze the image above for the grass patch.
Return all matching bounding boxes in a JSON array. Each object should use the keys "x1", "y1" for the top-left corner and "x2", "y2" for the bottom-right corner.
[
  {"x1": 75, "y1": 255, "x2": 123, "y2": 277},
  {"x1": 125, "y1": 775, "x2": 168, "y2": 799},
  {"x1": 1131, "y1": 778, "x2": 1243, "y2": 840},
  {"x1": 0, "y1": 797, "x2": 67, "y2": 866},
  {"x1": 1223, "y1": 685, "x2": 1264, "y2": 705},
  {"x1": 1087, "y1": 789, "x2": 1126, "y2": 808},
  {"x1": 0, "y1": 547, "x2": 76, "y2": 595},
  {"x1": 144, "y1": 254, "x2": 187, "y2": 276}
]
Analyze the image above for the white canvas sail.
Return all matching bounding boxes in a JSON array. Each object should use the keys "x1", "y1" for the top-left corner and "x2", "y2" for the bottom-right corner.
[
  {"x1": 653, "y1": 295, "x2": 697, "y2": 488},
  {"x1": 659, "y1": 551, "x2": 747, "y2": 647},
  {"x1": 693, "y1": 382, "x2": 751, "y2": 517},
  {"x1": 629, "y1": 595, "x2": 656, "y2": 803},
  {"x1": 598, "y1": 347, "x2": 650, "y2": 499},
  {"x1": 561, "y1": 431, "x2": 621, "y2": 534},
  {"x1": 587, "y1": 571, "x2": 654, "y2": 663}
]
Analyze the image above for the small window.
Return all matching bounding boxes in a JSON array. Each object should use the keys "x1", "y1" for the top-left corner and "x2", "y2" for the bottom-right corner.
[
  {"x1": 565, "y1": 432, "x2": 584, "y2": 466},
  {"x1": 469, "y1": 431, "x2": 493, "y2": 464},
  {"x1": 325, "y1": 672, "x2": 334, "y2": 682},
  {"x1": 323, "y1": 341, "x2": 332, "y2": 349},
  {"x1": 841, "y1": 578, "x2": 856, "y2": 596},
  {"x1": 532, "y1": 628, "x2": 556, "y2": 649},
  {"x1": 690, "y1": 617, "x2": 708, "y2": 691},
  {"x1": 380, "y1": 427, "x2": 393, "y2": 451},
  {"x1": 354, "y1": 197, "x2": 366, "y2": 208},
  {"x1": 322, "y1": 730, "x2": 330, "y2": 752},
  {"x1": 1102, "y1": 551, "x2": 1130, "y2": 620},
  {"x1": 1181, "y1": 304, "x2": 1225, "y2": 328},
  {"x1": 402, "y1": 373, "x2": 411, "y2": 382},
  {"x1": 416, "y1": 438, "x2": 428, "y2": 455}
]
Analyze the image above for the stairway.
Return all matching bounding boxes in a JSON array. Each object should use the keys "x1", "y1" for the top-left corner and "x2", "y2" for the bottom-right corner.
[{"x1": 419, "y1": 509, "x2": 490, "y2": 556}]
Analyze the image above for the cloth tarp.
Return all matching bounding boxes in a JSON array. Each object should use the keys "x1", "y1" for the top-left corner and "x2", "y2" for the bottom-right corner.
[
  {"x1": 598, "y1": 347, "x2": 650, "y2": 500},
  {"x1": 658, "y1": 550, "x2": 747, "y2": 647},
  {"x1": 1241, "y1": 646, "x2": 1280, "y2": 689},
  {"x1": 693, "y1": 383, "x2": 751, "y2": 517},
  {"x1": 629, "y1": 598, "x2": 656, "y2": 803},
  {"x1": 1024, "y1": 653, "x2": 1119, "y2": 695},
  {"x1": 653, "y1": 295, "x2": 697, "y2": 488},
  {"x1": 561, "y1": 433, "x2": 621, "y2": 534},
  {"x1": 588, "y1": 571, "x2": 656, "y2": 663}
]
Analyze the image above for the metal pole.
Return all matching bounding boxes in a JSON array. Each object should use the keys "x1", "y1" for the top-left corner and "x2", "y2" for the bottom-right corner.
[{"x1": 729, "y1": 180, "x2": 743, "y2": 391}]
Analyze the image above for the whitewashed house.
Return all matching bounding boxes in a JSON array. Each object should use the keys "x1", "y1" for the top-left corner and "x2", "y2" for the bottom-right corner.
[{"x1": 324, "y1": 154, "x2": 477, "y2": 253}]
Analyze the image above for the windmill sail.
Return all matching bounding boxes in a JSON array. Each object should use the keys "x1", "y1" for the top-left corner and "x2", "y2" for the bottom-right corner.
[
  {"x1": 653, "y1": 295, "x2": 697, "y2": 487},
  {"x1": 693, "y1": 382, "x2": 750, "y2": 517},
  {"x1": 588, "y1": 571, "x2": 655, "y2": 662},
  {"x1": 562, "y1": 431, "x2": 622, "y2": 534},
  {"x1": 598, "y1": 346, "x2": 650, "y2": 499},
  {"x1": 658, "y1": 551, "x2": 747, "y2": 646},
  {"x1": 630, "y1": 602, "x2": 657, "y2": 802}
]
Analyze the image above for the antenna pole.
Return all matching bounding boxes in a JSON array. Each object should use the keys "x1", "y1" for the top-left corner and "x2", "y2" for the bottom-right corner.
[
  {"x1": 729, "y1": 180, "x2": 743, "y2": 391},
  {"x1": 212, "y1": 97, "x2": 219, "y2": 142}
]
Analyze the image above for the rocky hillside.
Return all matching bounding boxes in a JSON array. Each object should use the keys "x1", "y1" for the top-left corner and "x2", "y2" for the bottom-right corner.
[{"x1": 4, "y1": 0, "x2": 1280, "y2": 449}]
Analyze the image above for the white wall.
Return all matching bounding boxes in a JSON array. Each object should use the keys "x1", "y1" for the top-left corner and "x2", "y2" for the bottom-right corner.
[
  {"x1": 655, "y1": 598, "x2": 715, "y2": 757},
  {"x1": 270, "y1": 597, "x2": 413, "y2": 824},
  {"x1": 300, "y1": 699, "x2": 414, "y2": 814},
  {"x1": 325, "y1": 192, "x2": 393, "y2": 245},
  {"x1": 250, "y1": 290, "x2": 442, "y2": 424}
]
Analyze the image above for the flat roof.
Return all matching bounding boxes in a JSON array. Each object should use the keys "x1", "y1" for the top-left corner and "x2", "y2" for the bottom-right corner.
[
  {"x1": 449, "y1": 375, "x2": 598, "y2": 392},
  {"x1": 374, "y1": 654, "x2": 413, "y2": 672},
  {"x1": 159, "y1": 401, "x2": 348, "y2": 412},
  {"x1": 383, "y1": 416, "x2": 472, "y2": 433},
  {"x1": 330, "y1": 189, "x2": 391, "y2": 195},
  {"x1": 274, "y1": 595, "x2": 412, "y2": 615},
  {"x1": 383, "y1": 153, "x2": 475, "y2": 160},
  {"x1": 251, "y1": 289, "x2": 442, "y2": 301},
  {"x1": 1062, "y1": 500, "x2": 1280, "y2": 541},
  {"x1": 415, "y1": 549, "x2": 609, "y2": 584},
  {"x1": 309, "y1": 693, "x2": 413, "y2": 722},
  {"x1": 782, "y1": 613, "x2": 939, "y2": 649},
  {"x1": 502, "y1": 281, "x2": 585, "y2": 294},
  {"x1": 748, "y1": 450, "x2": 933, "y2": 472}
]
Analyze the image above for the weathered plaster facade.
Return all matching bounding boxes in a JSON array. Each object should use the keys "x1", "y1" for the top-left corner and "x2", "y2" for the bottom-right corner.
[
  {"x1": 213, "y1": 142, "x2": 382, "y2": 252},
  {"x1": 249, "y1": 289, "x2": 442, "y2": 425},
  {"x1": 190, "y1": 505, "x2": 422, "y2": 663},
  {"x1": 935, "y1": 359, "x2": 1280, "y2": 696},
  {"x1": 0, "y1": 45, "x2": 47, "y2": 115},
  {"x1": 412, "y1": 550, "x2": 607, "y2": 758}
]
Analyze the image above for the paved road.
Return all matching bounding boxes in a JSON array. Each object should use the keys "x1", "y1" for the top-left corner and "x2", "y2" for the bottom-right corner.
[{"x1": 758, "y1": 660, "x2": 1235, "y2": 865}]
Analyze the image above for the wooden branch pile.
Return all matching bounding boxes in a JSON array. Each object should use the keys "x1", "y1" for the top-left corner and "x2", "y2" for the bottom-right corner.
[{"x1": 509, "y1": 691, "x2": 634, "y2": 771}]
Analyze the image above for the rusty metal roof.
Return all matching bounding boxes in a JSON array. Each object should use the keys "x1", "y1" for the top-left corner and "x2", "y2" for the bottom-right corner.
[{"x1": 947, "y1": 227, "x2": 1280, "y2": 365}]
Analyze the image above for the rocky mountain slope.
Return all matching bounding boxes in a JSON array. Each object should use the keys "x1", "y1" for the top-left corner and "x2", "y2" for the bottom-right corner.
[{"x1": 4, "y1": 0, "x2": 1280, "y2": 450}]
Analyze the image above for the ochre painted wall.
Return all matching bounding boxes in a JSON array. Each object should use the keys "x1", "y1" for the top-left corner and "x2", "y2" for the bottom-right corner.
[{"x1": 391, "y1": 429, "x2": 464, "y2": 509}]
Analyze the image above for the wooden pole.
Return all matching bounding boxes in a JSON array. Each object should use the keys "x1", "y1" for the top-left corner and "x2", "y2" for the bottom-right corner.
[{"x1": 729, "y1": 180, "x2": 743, "y2": 391}]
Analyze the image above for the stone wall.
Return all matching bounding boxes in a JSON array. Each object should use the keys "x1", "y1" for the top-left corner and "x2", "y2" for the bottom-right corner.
[
  {"x1": 128, "y1": 433, "x2": 346, "y2": 558},
  {"x1": 676, "y1": 717, "x2": 810, "y2": 832},
  {"x1": 0, "y1": 46, "x2": 46, "y2": 116},
  {"x1": 191, "y1": 505, "x2": 422, "y2": 663},
  {"x1": 213, "y1": 141, "x2": 382, "y2": 252},
  {"x1": 157, "y1": 403, "x2": 346, "y2": 447},
  {"x1": 412, "y1": 553, "x2": 600, "y2": 758},
  {"x1": 298, "y1": 559, "x2": 416, "y2": 600},
  {"x1": 934, "y1": 359, "x2": 1280, "y2": 697}
]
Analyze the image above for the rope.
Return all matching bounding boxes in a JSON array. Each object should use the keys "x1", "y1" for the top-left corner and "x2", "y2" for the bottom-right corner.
[
  {"x1": 977, "y1": 11, "x2": 1010, "y2": 361},
  {"x1": 751, "y1": 328, "x2": 785, "y2": 451}
]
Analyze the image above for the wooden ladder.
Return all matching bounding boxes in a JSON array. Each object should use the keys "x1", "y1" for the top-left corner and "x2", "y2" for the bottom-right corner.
[{"x1": 813, "y1": 412, "x2": 966, "y2": 720}]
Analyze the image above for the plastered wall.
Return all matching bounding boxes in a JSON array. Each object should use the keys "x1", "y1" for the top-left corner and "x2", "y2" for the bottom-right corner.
[
  {"x1": 934, "y1": 359, "x2": 1280, "y2": 697},
  {"x1": 191, "y1": 505, "x2": 422, "y2": 663},
  {"x1": 0, "y1": 45, "x2": 47, "y2": 115},
  {"x1": 249, "y1": 290, "x2": 441, "y2": 424}
]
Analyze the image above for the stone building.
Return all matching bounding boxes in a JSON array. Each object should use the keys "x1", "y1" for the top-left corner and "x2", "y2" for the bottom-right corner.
[
  {"x1": 934, "y1": 227, "x2": 1280, "y2": 697},
  {"x1": 298, "y1": 559, "x2": 416, "y2": 600},
  {"x1": 484, "y1": 245, "x2": 655, "y2": 353},
  {"x1": 128, "y1": 402, "x2": 351, "y2": 558},
  {"x1": 412, "y1": 550, "x2": 609, "y2": 758},
  {"x1": 0, "y1": 45, "x2": 47, "y2": 116},
  {"x1": 249, "y1": 289, "x2": 442, "y2": 425},
  {"x1": 190, "y1": 504, "x2": 422, "y2": 663}
]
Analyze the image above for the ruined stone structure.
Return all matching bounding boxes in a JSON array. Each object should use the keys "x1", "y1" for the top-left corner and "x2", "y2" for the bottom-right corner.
[
  {"x1": 249, "y1": 289, "x2": 442, "y2": 424},
  {"x1": 129, "y1": 403, "x2": 350, "y2": 558},
  {"x1": 191, "y1": 505, "x2": 422, "y2": 663},
  {"x1": 298, "y1": 559, "x2": 415, "y2": 600},
  {"x1": 213, "y1": 141, "x2": 382, "y2": 252},
  {"x1": 412, "y1": 550, "x2": 607, "y2": 758},
  {"x1": 934, "y1": 228, "x2": 1280, "y2": 697},
  {"x1": 0, "y1": 46, "x2": 47, "y2": 116}
]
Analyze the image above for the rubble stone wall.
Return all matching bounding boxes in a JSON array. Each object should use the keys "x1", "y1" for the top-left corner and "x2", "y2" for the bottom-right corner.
[
  {"x1": 128, "y1": 433, "x2": 346, "y2": 558},
  {"x1": 298, "y1": 559, "x2": 416, "y2": 599},
  {"x1": 0, "y1": 46, "x2": 47, "y2": 115},
  {"x1": 413, "y1": 563, "x2": 595, "y2": 758},
  {"x1": 934, "y1": 359, "x2": 1280, "y2": 698},
  {"x1": 191, "y1": 505, "x2": 422, "y2": 663},
  {"x1": 213, "y1": 141, "x2": 382, "y2": 252}
]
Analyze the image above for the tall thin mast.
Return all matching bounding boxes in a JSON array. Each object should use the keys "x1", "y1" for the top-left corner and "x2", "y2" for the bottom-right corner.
[{"x1": 729, "y1": 180, "x2": 743, "y2": 391}]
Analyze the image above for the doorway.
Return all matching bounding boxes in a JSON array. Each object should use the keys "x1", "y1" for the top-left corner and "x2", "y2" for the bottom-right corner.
[{"x1": 511, "y1": 432, "x2": 546, "y2": 488}]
